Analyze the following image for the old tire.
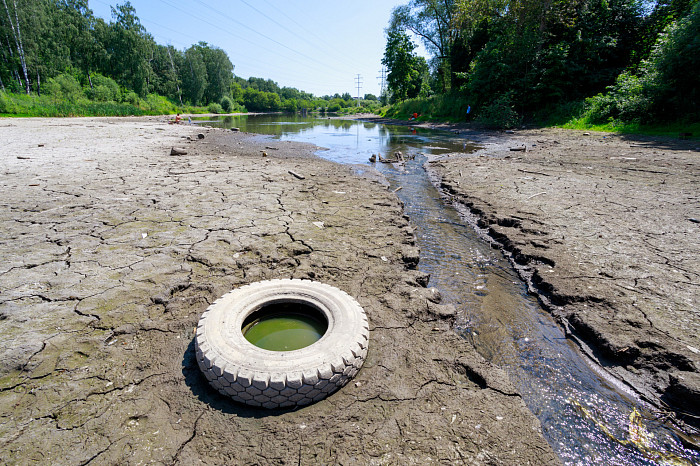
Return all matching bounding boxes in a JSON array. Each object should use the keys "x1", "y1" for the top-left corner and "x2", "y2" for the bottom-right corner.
[{"x1": 195, "y1": 279, "x2": 369, "y2": 408}]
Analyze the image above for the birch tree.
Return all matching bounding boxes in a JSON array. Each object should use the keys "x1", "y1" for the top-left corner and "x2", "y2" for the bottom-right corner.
[{"x1": 1, "y1": 0, "x2": 28, "y2": 94}]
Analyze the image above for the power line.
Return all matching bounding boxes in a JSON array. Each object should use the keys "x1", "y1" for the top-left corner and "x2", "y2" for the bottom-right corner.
[
  {"x1": 188, "y1": 0, "x2": 334, "y2": 72},
  {"x1": 153, "y1": 0, "x2": 363, "y2": 93},
  {"x1": 253, "y1": 0, "x2": 369, "y2": 72},
  {"x1": 91, "y1": 0, "x2": 367, "y2": 95}
]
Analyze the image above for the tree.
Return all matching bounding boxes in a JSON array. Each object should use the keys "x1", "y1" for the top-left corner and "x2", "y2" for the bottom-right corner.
[
  {"x1": 103, "y1": 1, "x2": 153, "y2": 96},
  {"x1": 390, "y1": 0, "x2": 456, "y2": 92},
  {"x1": 1, "y1": 0, "x2": 30, "y2": 94},
  {"x1": 180, "y1": 44, "x2": 207, "y2": 105},
  {"x1": 382, "y1": 30, "x2": 430, "y2": 103},
  {"x1": 195, "y1": 42, "x2": 233, "y2": 104}
]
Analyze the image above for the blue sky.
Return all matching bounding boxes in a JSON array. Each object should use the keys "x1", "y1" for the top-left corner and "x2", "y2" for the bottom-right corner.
[{"x1": 88, "y1": 0, "x2": 412, "y2": 98}]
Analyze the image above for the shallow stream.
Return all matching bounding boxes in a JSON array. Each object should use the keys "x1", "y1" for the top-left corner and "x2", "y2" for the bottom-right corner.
[{"x1": 199, "y1": 114, "x2": 699, "y2": 465}]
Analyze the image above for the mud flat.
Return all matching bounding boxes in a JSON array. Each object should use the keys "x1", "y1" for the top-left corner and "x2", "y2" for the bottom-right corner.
[
  {"x1": 0, "y1": 117, "x2": 557, "y2": 464},
  {"x1": 422, "y1": 126, "x2": 699, "y2": 422}
]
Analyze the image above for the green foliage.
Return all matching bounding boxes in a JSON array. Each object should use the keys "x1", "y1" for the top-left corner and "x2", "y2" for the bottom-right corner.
[
  {"x1": 208, "y1": 102, "x2": 223, "y2": 114},
  {"x1": 0, "y1": 92, "x2": 16, "y2": 113},
  {"x1": 382, "y1": 30, "x2": 431, "y2": 103},
  {"x1": 194, "y1": 42, "x2": 233, "y2": 104},
  {"x1": 44, "y1": 74, "x2": 83, "y2": 101},
  {"x1": 385, "y1": 92, "x2": 470, "y2": 121},
  {"x1": 581, "y1": 2, "x2": 700, "y2": 124},
  {"x1": 122, "y1": 91, "x2": 139, "y2": 106},
  {"x1": 390, "y1": 0, "x2": 455, "y2": 92},
  {"x1": 283, "y1": 98, "x2": 298, "y2": 113},
  {"x1": 240, "y1": 87, "x2": 282, "y2": 112},
  {"x1": 383, "y1": 0, "x2": 697, "y2": 127},
  {"x1": 0, "y1": 92, "x2": 143, "y2": 117},
  {"x1": 476, "y1": 94, "x2": 521, "y2": 128},
  {"x1": 84, "y1": 74, "x2": 121, "y2": 102},
  {"x1": 142, "y1": 94, "x2": 177, "y2": 114},
  {"x1": 220, "y1": 95, "x2": 233, "y2": 112}
]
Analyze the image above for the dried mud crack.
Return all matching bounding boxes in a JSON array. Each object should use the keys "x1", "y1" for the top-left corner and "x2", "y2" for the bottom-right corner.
[
  {"x1": 0, "y1": 117, "x2": 557, "y2": 464},
  {"x1": 423, "y1": 126, "x2": 700, "y2": 424}
]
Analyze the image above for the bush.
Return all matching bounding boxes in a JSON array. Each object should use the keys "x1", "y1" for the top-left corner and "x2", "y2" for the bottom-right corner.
[
  {"x1": 44, "y1": 74, "x2": 83, "y2": 101},
  {"x1": 208, "y1": 102, "x2": 223, "y2": 114},
  {"x1": 0, "y1": 91, "x2": 15, "y2": 113},
  {"x1": 143, "y1": 94, "x2": 177, "y2": 114},
  {"x1": 220, "y1": 95, "x2": 233, "y2": 112},
  {"x1": 122, "y1": 91, "x2": 139, "y2": 106},
  {"x1": 477, "y1": 94, "x2": 521, "y2": 129},
  {"x1": 384, "y1": 93, "x2": 470, "y2": 121},
  {"x1": 580, "y1": 3, "x2": 699, "y2": 125},
  {"x1": 84, "y1": 74, "x2": 120, "y2": 102}
]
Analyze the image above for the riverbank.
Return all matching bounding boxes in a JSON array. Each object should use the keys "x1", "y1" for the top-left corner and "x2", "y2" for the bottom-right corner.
[
  {"x1": 0, "y1": 117, "x2": 558, "y2": 464},
  {"x1": 373, "y1": 118, "x2": 700, "y2": 423}
]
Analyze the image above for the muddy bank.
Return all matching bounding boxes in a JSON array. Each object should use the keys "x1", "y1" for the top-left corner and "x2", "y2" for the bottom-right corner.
[
  {"x1": 0, "y1": 117, "x2": 557, "y2": 464},
  {"x1": 416, "y1": 125, "x2": 699, "y2": 422}
]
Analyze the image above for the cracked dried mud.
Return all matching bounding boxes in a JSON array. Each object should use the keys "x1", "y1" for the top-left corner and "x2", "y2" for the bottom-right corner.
[
  {"x1": 424, "y1": 126, "x2": 699, "y2": 420},
  {"x1": 0, "y1": 117, "x2": 558, "y2": 464}
]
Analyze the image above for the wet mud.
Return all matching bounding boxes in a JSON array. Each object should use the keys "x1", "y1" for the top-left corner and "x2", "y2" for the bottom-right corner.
[{"x1": 0, "y1": 117, "x2": 558, "y2": 464}]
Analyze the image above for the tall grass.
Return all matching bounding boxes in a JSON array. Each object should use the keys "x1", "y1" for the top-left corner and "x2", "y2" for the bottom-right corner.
[
  {"x1": 561, "y1": 117, "x2": 700, "y2": 138},
  {"x1": 538, "y1": 99, "x2": 699, "y2": 138},
  {"x1": 384, "y1": 93, "x2": 471, "y2": 122},
  {"x1": 0, "y1": 92, "x2": 182, "y2": 117},
  {"x1": 381, "y1": 92, "x2": 698, "y2": 137}
]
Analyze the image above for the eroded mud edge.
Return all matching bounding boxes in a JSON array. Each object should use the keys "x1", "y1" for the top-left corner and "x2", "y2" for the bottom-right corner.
[{"x1": 419, "y1": 129, "x2": 699, "y2": 430}]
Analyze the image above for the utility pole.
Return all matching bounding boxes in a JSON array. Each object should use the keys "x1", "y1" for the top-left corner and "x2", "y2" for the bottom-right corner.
[
  {"x1": 377, "y1": 66, "x2": 387, "y2": 103},
  {"x1": 355, "y1": 74, "x2": 363, "y2": 107}
]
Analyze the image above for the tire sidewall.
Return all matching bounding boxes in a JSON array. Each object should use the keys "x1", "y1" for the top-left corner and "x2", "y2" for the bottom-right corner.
[{"x1": 195, "y1": 279, "x2": 369, "y2": 407}]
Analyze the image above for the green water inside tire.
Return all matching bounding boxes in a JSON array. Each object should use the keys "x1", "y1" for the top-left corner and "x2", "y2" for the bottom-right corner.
[{"x1": 242, "y1": 303, "x2": 328, "y2": 351}]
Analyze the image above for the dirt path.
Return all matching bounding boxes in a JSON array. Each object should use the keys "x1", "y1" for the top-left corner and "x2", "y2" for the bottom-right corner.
[
  {"x1": 416, "y1": 125, "x2": 700, "y2": 422},
  {"x1": 0, "y1": 117, "x2": 557, "y2": 464}
]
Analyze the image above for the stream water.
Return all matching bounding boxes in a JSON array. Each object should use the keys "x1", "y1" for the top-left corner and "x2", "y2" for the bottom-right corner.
[{"x1": 198, "y1": 114, "x2": 699, "y2": 465}]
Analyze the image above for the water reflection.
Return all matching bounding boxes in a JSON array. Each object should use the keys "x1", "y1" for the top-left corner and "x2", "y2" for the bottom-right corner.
[{"x1": 197, "y1": 114, "x2": 699, "y2": 465}]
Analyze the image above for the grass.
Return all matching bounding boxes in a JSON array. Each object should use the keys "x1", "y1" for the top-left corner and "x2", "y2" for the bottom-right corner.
[
  {"x1": 383, "y1": 93, "x2": 471, "y2": 123},
  {"x1": 0, "y1": 93, "x2": 143, "y2": 117},
  {"x1": 0, "y1": 91, "x2": 216, "y2": 118},
  {"x1": 381, "y1": 94, "x2": 699, "y2": 139},
  {"x1": 559, "y1": 117, "x2": 700, "y2": 139}
]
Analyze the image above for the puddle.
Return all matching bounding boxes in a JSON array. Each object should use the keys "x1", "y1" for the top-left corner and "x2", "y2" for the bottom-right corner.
[{"x1": 242, "y1": 302, "x2": 327, "y2": 352}]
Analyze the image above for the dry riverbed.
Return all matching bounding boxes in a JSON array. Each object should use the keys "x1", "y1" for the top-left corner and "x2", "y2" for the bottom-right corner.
[
  {"x1": 419, "y1": 125, "x2": 700, "y2": 424},
  {"x1": 0, "y1": 117, "x2": 558, "y2": 464}
]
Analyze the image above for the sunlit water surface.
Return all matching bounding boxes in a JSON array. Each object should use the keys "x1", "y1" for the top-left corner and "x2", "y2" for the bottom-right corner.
[{"x1": 198, "y1": 114, "x2": 699, "y2": 465}]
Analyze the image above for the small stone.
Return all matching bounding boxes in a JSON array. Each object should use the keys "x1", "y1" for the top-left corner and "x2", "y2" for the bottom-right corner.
[{"x1": 170, "y1": 147, "x2": 187, "y2": 156}]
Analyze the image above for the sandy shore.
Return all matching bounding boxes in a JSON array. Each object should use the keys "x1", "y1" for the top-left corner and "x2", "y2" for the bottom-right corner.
[
  {"x1": 0, "y1": 117, "x2": 557, "y2": 464},
  {"x1": 407, "y1": 123, "x2": 699, "y2": 422}
]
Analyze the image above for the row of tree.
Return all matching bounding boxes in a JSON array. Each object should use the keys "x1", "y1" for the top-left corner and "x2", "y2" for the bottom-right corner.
[
  {"x1": 0, "y1": 0, "x2": 373, "y2": 113},
  {"x1": 231, "y1": 77, "x2": 378, "y2": 113},
  {"x1": 0, "y1": 0, "x2": 234, "y2": 105},
  {"x1": 382, "y1": 0, "x2": 699, "y2": 124}
]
